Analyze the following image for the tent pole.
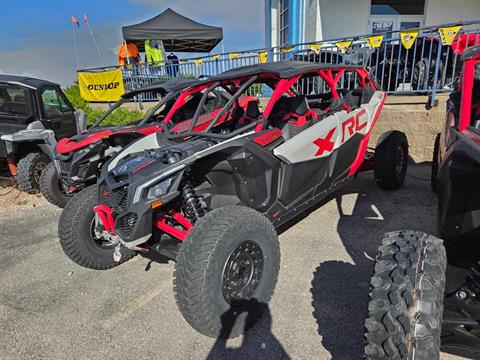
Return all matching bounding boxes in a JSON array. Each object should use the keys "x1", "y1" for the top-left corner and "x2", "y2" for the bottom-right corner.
[{"x1": 124, "y1": 40, "x2": 130, "y2": 65}]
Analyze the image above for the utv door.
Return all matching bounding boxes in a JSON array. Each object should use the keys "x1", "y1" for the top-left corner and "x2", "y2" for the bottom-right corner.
[{"x1": 40, "y1": 87, "x2": 77, "y2": 139}]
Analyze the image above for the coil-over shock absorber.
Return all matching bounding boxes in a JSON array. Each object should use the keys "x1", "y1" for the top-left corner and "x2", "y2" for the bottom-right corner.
[{"x1": 181, "y1": 180, "x2": 206, "y2": 223}]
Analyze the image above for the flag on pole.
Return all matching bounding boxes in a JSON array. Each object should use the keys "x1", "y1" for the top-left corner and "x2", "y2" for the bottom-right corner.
[
  {"x1": 336, "y1": 40, "x2": 352, "y2": 54},
  {"x1": 83, "y1": 14, "x2": 89, "y2": 27},
  {"x1": 366, "y1": 35, "x2": 384, "y2": 49},
  {"x1": 439, "y1": 25, "x2": 462, "y2": 46},
  {"x1": 400, "y1": 30, "x2": 418, "y2": 49},
  {"x1": 71, "y1": 16, "x2": 80, "y2": 28}
]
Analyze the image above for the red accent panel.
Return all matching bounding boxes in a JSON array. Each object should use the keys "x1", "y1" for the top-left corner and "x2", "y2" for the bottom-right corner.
[
  {"x1": 6, "y1": 157, "x2": 16, "y2": 176},
  {"x1": 313, "y1": 127, "x2": 336, "y2": 156},
  {"x1": 348, "y1": 93, "x2": 387, "y2": 175},
  {"x1": 172, "y1": 212, "x2": 193, "y2": 230},
  {"x1": 459, "y1": 59, "x2": 475, "y2": 131},
  {"x1": 132, "y1": 159, "x2": 156, "y2": 173},
  {"x1": 93, "y1": 205, "x2": 117, "y2": 234},
  {"x1": 155, "y1": 218, "x2": 188, "y2": 241},
  {"x1": 253, "y1": 129, "x2": 283, "y2": 146}
]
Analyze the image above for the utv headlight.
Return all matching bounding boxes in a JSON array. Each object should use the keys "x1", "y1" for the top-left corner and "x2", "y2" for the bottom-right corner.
[{"x1": 146, "y1": 177, "x2": 175, "y2": 200}]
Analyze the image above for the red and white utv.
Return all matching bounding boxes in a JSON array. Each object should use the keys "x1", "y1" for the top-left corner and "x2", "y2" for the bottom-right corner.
[{"x1": 58, "y1": 62, "x2": 408, "y2": 338}]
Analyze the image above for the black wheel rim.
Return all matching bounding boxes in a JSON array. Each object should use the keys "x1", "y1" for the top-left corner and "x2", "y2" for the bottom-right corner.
[
  {"x1": 89, "y1": 218, "x2": 116, "y2": 248},
  {"x1": 395, "y1": 145, "x2": 405, "y2": 177},
  {"x1": 33, "y1": 161, "x2": 47, "y2": 184},
  {"x1": 222, "y1": 240, "x2": 264, "y2": 306}
]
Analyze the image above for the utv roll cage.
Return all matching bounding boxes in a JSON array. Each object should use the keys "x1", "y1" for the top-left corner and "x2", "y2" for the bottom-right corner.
[{"x1": 158, "y1": 61, "x2": 376, "y2": 141}]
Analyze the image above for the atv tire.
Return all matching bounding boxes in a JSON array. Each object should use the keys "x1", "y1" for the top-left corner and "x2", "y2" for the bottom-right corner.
[
  {"x1": 40, "y1": 162, "x2": 72, "y2": 208},
  {"x1": 364, "y1": 230, "x2": 446, "y2": 360},
  {"x1": 174, "y1": 206, "x2": 280, "y2": 338},
  {"x1": 58, "y1": 185, "x2": 136, "y2": 270},
  {"x1": 374, "y1": 131, "x2": 409, "y2": 190},
  {"x1": 16, "y1": 152, "x2": 50, "y2": 193},
  {"x1": 431, "y1": 133, "x2": 440, "y2": 192}
]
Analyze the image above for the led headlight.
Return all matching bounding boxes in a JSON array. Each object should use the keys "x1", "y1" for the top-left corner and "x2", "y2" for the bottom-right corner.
[{"x1": 146, "y1": 177, "x2": 175, "y2": 200}]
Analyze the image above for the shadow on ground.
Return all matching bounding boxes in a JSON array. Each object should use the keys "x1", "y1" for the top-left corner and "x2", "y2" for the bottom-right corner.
[{"x1": 206, "y1": 300, "x2": 290, "y2": 360}]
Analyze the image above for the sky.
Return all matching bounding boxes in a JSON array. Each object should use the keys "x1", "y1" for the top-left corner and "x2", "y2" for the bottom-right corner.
[{"x1": 0, "y1": 0, "x2": 265, "y2": 86}]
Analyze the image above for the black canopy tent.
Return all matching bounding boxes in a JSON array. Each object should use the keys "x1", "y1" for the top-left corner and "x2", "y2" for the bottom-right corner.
[{"x1": 122, "y1": 8, "x2": 223, "y2": 53}]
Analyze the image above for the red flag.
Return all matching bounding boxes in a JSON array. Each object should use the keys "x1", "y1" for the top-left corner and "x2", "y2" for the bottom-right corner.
[
  {"x1": 83, "y1": 14, "x2": 89, "y2": 27},
  {"x1": 71, "y1": 16, "x2": 80, "y2": 27}
]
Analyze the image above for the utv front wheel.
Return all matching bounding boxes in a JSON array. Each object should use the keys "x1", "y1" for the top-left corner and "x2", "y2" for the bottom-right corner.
[
  {"x1": 16, "y1": 152, "x2": 50, "y2": 193},
  {"x1": 40, "y1": 162, "x2": 72, "y2": 208},
  {"x1": 174, "y1": 206, "x2": 280, "y2": 338},
  {"x1": 374, "y1": 131, "x2": 409, "y2": 190},
  {"x1": 58, "y1": 185, "x2": 136, "y2": 270},
  {"x1": 364, "y1": 231, "x2": 446, "y2": 360}
]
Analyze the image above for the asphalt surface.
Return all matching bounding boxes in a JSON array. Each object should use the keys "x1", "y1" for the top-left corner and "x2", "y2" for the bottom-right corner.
[{"x1": 0, "y1": 164, "x2": 466, "y2": 360}]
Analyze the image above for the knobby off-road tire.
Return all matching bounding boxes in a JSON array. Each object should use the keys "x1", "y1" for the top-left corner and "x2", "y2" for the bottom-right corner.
[
  {"x1": 58, "y1": 185, "x2": 136, "y2": 270},
  {"x1": 374, "y1": 131, "x2": 409, "y2": 190},
  {"x1": 174, "y1": 206, "x2": 280, "y2": 338},
  {"x1": 16, "y1": 152, "x2": 50, "y2": 193},
  {"x1": 431, "y1": 133, "x2": 441, "y2": 193},
  {"x1": 40, "y1": 162, "x2": 72, "y2": 208},
  {"x1": 364, "y1": 230, "x2": 446, "y2": 360}
]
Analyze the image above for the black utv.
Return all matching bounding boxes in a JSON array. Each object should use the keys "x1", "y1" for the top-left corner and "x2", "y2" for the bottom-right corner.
[{"x1": 0, "y1": 75, "x2": 81, "y2": 192}]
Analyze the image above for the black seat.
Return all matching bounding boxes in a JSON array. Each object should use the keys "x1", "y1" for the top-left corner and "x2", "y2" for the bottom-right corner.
[{"x1": 245, "y1": 100, "x2": 260, "y2": 119}]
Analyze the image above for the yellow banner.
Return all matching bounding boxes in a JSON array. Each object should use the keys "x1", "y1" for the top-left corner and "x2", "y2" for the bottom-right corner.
[
  {"x1": 229, "y1": 52, "x2": 240, "y2": 59},
  {"x1": 210, "y1": 54, "x2": 220, "y2": 61},
  {"x1": 308, "y1": 44, "x2": 322, "y2": 54},
  {"x1": 78, "y1": 69, "x2": 124, "y2": 102},
  {"x1": 366, "y1": 35, "x2": 384, "y2": 49},
  {"x1": 336, "y1": 40, "x2": 352, "y2": 54},
  {"x1": 439, "y1": 25, "x2": 462, "y2": 46},
  {"x1": 281, "y1": 46, "x2": 294, "y2": 53},
  {"x1": 258, "y1": 51, "x2": 269, "y2": 64},
  {"x1": 400, "y1": 30, "x2": 418, "y2": 49},
  {"x1": 194, "y1": 58, "x2": 203, "y2": 67}
]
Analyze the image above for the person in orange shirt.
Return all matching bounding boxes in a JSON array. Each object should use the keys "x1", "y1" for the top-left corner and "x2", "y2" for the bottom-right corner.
[{"x1": 118, "y1": 43, "x2": 141, "y2": 66}]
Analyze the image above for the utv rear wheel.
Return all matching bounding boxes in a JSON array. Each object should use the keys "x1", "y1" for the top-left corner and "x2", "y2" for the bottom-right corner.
[
  {"x1": 174, "y1": 206, "x2": 280, "y2": 338},
  {"x1": 16, "y1": 152, "x2": 50, "y2": 193},
  {"x1": 431, "y1": 133, "x2": 440, "y2": 192},
  {"x1": 364, "y1": 230, "x2": 446, "y2": 360},
  {"x1": 374, "y1": 131, "x2": 409, "y2": 190},
  {"x1": 40, "y1": 162, "x2": 72, "y2": 208},
  {"x1": 58, "y1": 185, "x2": 136, "y2": 270}
]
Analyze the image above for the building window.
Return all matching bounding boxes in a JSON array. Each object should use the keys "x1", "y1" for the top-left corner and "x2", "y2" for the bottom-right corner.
[
  {"x1": 279, "y1": 0, "x2": 289, "y2": 47},
  {"x1": 371, "y1": 0, "x2": 425, "y2": 15}
]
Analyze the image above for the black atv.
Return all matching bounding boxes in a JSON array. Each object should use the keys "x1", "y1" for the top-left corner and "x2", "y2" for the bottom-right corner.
[
  {"x1": 59, "y1": 62, "x2": 409, "y2": 338},
  {"x1": 364, "y1": 45, "x2": 480, "y2": 359},
  {"x1": 0, "y1": 75, "x2": 80, "y2": 192}
]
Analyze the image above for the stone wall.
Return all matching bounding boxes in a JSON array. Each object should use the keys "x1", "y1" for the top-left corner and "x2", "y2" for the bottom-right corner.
[{"x1": 369, "y1": 94, "x2": 448, "y2": 163}]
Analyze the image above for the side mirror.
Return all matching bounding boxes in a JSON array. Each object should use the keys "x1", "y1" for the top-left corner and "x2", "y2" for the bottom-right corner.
[{"x1": 75, "y1": 110, "x2": 88, "y2": 134}]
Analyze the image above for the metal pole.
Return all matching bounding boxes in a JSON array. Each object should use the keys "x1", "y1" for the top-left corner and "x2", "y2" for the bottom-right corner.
[
  {"x1": 72, "y1": 21, "x2": 80, "y2": 68},
  {"x1": 86, "y1": 16, "x2": 105, "y2": 67},
  {"x1": 430, "y1": 40, "x2": 444, "y2": 108}
]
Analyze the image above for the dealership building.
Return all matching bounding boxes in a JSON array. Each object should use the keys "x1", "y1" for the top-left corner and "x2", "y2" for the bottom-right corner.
[{"x1": 265, "y1": 0, "x2": 480, "y2": 47}]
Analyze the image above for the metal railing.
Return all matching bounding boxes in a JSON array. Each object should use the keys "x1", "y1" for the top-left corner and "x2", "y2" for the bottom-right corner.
[{"x1": 81, "y1": 20, "x2": 480, "y2": 104}]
